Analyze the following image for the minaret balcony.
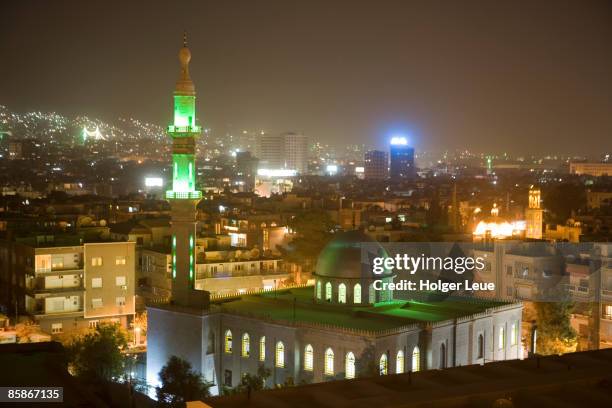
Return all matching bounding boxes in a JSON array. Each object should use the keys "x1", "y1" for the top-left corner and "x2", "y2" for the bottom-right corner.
[
  {"x1": 166, "y1": 190, "x2": 202, "y2": 200},
  {"x1": 167, "y1": 125, "x2": 202, "y2": 134}
]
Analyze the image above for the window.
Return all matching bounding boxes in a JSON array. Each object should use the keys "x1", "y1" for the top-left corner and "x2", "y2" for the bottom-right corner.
[
  {"x1": 396, "y1": 350, "x2": 405, "y2": 374},
  {"x1": 242, "y1": 333, "x2": 250, "y2": 357},
  {"x1": 477, "y1": 334, "x2": 484, "y2": 359},
  {"x1": 325, "y1": 282, "x2": 332, "y2": 302},
  {"x1": 606, "y1": 305, "x2": 612, "y2": 318},
  {"x1": 224, "y1": 370, "x2": 232, "y2": 387},
  {"x1": 316, "y1": 281, "x2": 322, "y2": 299},
  {"x1": 324, "y1": 348, "x2": 334, "y2": 376},
  {"x1": 510, "y1": 323, "x2": 517, "y2": 346},
  {"x1": 275, "y1": 341, "x2": 285, "y2": 368},
  {"x1": 338, "y1": 283, "x2": 346, "y2": 304},
  {"x1": 369, "y1": 283, "x2": 376, "y2": 303},
  {"x1": 498, "y1": 326, "x2": 505, "y2": 349},
  {"x1": 439, "y1": 343, "x2": 446, "y2": 369},
  {"x1": 91, "y1": 277, "x2": 102, "y2": 288},
  {"x1": 91, "y1": 298, "x2": 103, "y2": 309},
  {"x1": 115, "y1": 256, "x2": 126, "y2": 265},
  {"x1": 88, "y1": 320, "x2": 99, "y2": 329},
  {"x1": 412, "y1": 347, "x2": 420, "y2": 372},
  {"x1": 304, "y1": 344, "x2": 313, "y2": 371},
  {"x1": 51, "y1": 323, "x2": 63, "y2": 334},
  {"x1": 259, "y1": 336, "x2": 266, "y2": 361},
  {"x1": 51, "y1": 256, "x2": 64, "y2": 269},
  {"x1": 116, "y1": 297, "x2": 126, "y2": 306},
  {"x1": 353, "y1": 283, "x2": 361, "y2": 304},
  {"x1": 224, "y1": 330, "x2": 233, "y2": 353},
  {"x1": 345, "y1": 352, "x2": 355, "y2": 379},
  {"x1": 379, "y1": 354, "x2": 388, "y2": 375},
  {"x1": 116, "y1": 276, "x2": 126, "y2": 287},
  {"x1": 91, "y1": 257, "x2": 102, "y2": 266},
  {"x1": 506, "y1": 265, "x2": 512, "y2": 276}
]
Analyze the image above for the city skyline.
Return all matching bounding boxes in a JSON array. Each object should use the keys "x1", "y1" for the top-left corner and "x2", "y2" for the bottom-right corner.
[{"x1": 2, "y1": 0, "x2": 612, "y2": 155}]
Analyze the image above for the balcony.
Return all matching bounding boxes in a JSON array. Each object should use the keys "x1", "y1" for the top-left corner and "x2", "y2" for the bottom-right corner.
[
  {"x1": 167, "y1": 125, "x2": 202, "y2": 134},
  {"x1": 165, "y1": 190, "x2": 202, "y2": 200}
]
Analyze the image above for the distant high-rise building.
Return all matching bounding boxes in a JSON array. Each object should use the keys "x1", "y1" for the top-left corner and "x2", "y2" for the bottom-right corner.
[
  {"x1": 234, "y1": 151, "x2": 259, "y2": 192},
  {"x1": 256, "y1": 132, "x2": 284, "y2": 169},
  {"x1": 284, "y1": 132, "x2": 308, "y2": 174},
  {"x1": 364, "y1": 150, "x2": 388, "y2": 180},
  {"x1": 256, "y1": 132, "x2": 308, "y2": 174},
  {"x1": 389, "y1": 137, "x2": 415, "y2": 181}
]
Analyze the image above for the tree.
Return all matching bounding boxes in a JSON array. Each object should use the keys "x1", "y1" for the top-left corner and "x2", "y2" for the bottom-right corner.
[
  {"x1": 543, "y1": 182, "x2": 586, "y2": 224},
  {"x1": 285, "y1": 209, "x2": 335, "y2": 264},
  {"x1": 534, "y1": 290, "x2": 578, "y2": 355},
  {"x1": 156, "y1": 356, "x2": 211, "y2": 407},
  {"x1": 68, "y1": 322, "x2": 128, "y2": 382},
  {"x1": 225, "y1": 365, "x2": 271, "y2": 395}
]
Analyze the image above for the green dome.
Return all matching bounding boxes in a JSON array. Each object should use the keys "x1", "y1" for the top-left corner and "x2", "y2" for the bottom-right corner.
[{"x1": 315, "y1": 230, "x2": 393, "y2": 280}]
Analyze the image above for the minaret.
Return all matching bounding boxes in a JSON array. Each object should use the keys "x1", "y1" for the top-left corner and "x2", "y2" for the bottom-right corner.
[
  {"x1": 525, "y1": 186, "x2": 543, "y2": 239},
  {"x1": 167, "y1": 34, "x2": 208, "y2": 307}
]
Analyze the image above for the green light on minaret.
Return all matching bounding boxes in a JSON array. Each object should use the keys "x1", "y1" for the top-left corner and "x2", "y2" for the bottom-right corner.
[
  {"x1": 166, "y1": 33, "x2": 202, "y2": 201},
  {"x1": 172, "y1": 235, "x2": 177, "y2": 279}
]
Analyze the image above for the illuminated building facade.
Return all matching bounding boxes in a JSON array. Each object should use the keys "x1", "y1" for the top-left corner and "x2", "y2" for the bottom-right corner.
[
  {"x1": 389, "y1": 137, "x2": 415, "y2": 181},
  {"x1": 364, "y1": 150, "x2": 388, "y2": 180}
]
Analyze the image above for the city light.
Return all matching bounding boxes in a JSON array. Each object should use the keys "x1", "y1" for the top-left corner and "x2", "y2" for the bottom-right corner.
[
  {"x1": 326, "y1": 164, "x2": 338, "y2": 175},
  {"x1": 390, "y1": 136, "x2": 408, "y2": 146},
  {"x1": 257, "y1": 168, "x2": 297, "y2": 177},
  {"x1": 144, "y1": 177, "x2": 163, "y2": 187},
  {"x1": 473, "y1": 220, "x2": 526, "y2": 238}
]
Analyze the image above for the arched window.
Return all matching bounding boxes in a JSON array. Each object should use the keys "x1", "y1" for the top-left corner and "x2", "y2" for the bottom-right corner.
[
  {"x1": 439, "y1": 343, "x2": 446, "y2": 369},
  {"x1": 396, "y1": 350, "x2": 405, "y2": 374},
  {"x1": 369, "y1": 283, "x2": 375, "y2": 304},
  {"x1": 510, "y1": 323, "x2": 517, "y2": 346},
  {"x1": 477, "y1": 334, "x2": 484, "y2": 359},
  {"x1": 259, "y1": 336, "x2": 266, "y2": 361},
  {"x1": 316, "y1": 281, "x2": 322, "y2": 299},
  {"x1": 412, "y1": 347, "x2": 420, "y2": 372},
  {"x1": 324, "y1": 348, "x2": 334, "y2": 376},
  {"x1": 304, "y1": 344, "x2": 314, "y2": 371},
  {"x1": 345, "y1": 352, "x2": 356, "y2": 379},
  {"x1": 498, "y1": 326, "x2": 505, "y2": 349},
  {"x1": 241, "y1": 333, "x2": 250, "y2": 357},
  {"x1": 275, "y1": 341, "x2": 285, "y2": 368},
  {"x1": 338, "y1": 283, "x2": 346, "y2": 304},
  {"x1": 325, "y1": 282, "x2": 332, "y2": 301},
  {"x1": 353, "y1": 283, "x2": 361, "y2": 304},
  {"x1": 224, "y1": 330, "x2": 232, "y2": 354},
  {"x1": 379, "y1": 353, "x2": 388, "y2": 375}
]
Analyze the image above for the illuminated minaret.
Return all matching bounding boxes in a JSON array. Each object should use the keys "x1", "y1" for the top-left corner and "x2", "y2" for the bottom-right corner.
[
  {"x1": 166, "y1": 34, "x2": 207, "y2": 307},
  {"x1": 525, "y1": 187, "x2": 543, "y2": 239}
]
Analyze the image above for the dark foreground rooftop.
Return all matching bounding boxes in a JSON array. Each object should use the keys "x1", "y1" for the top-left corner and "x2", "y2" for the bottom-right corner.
[{"x1": 205, "y1": 348, "x2": 612, "y2": 408}]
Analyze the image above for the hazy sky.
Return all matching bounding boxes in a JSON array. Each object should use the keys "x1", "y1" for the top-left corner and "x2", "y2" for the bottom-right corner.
[{"x1": 2, "y1": 0, "x2": 612, "y2": 154}]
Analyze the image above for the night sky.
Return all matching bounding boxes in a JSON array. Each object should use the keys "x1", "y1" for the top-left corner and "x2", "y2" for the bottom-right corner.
[{"x1": 2, "y1": 0, "x2": 612, "y2": 155}]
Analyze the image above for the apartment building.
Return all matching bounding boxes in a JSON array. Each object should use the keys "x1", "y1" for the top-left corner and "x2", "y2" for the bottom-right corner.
[{"x1": 4, "y1": 236, "x2": 136, "y2": 336}]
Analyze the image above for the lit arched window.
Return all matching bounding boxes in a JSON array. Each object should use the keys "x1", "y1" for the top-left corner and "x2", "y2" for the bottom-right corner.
[
  {"x1": 510, "y1": 323, "x2": 517, "y2": 346},
  {"x1": 316, "y1": 281, "x2": 322, "y2": 299},
  {"x1": 412, "y1": 346, "x2": 420, "y2": 372},
  {"x1": 379, "y1": 353, "x2": 388, "y2": 375},
  {"x1": 324, "y1": 347, "x2": 334, "y2": 376},
  {"x1": 498, "y1": 326, "x2": 505, "y2": 349},
  {"x1": 275, "y1": 341, "x2": 285, "y2": 368},
  {"x1": 338, "y1": 283, "x2": 346, "y2": 303},
  {"x1": 224, "y1": 330, "x2": 232, "y2": 354},
  {"x1": 396, "y1": 350, "x2": 405, "y2": 374},
  {"x1": 241, "y1": 333, "x2": 250, "y2": 357},
  {"x1": 325, "y1": 282, "x2": 332, "y2": 301},
  {"x1": 304, "y1": 344, "x2": 314, "y2": 371},
  {"x1": 353, "y1": 283, "x2": 361, "y2": 304},
  {"x1": 259, "y1": 336, "x2": 266, "y2": 361},
  {"x1": 477, "y1": 334, "x2": 484, "y2": 359},
  {"x1": 439, "y1": 343, "x2": 446, "y2": 369},
  {"x1": 345, "y1": 352, "x2": 355, "y2": 379}
]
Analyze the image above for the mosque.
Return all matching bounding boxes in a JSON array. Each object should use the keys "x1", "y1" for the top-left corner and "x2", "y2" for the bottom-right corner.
[{"x1": 146, "y1": 38, "x2": 523, "y2": 395}]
